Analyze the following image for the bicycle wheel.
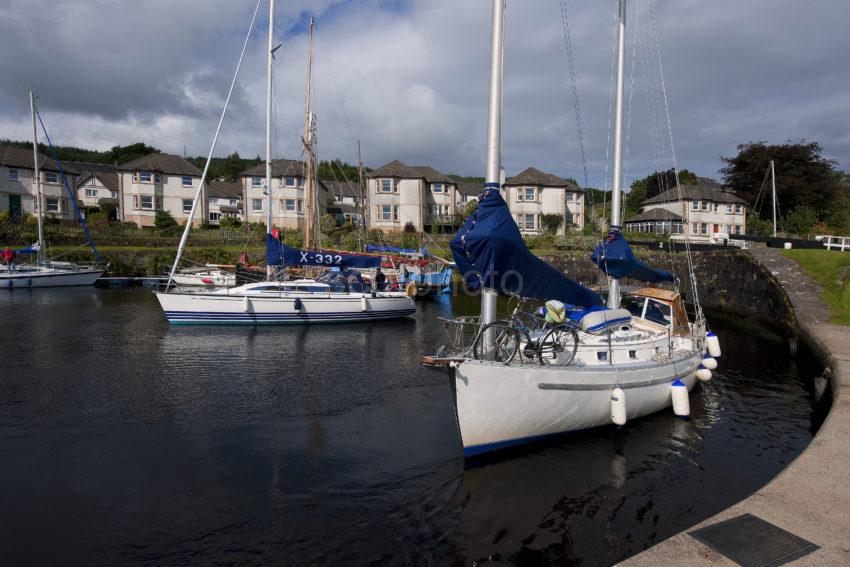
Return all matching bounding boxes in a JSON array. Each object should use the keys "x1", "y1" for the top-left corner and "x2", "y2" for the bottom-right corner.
[
  {"x1": 537, "y1": 325, "x2": 579, "y2": 366},
  {"x1": 472, "y1": 321, "x2": 521, "y2": 363}
]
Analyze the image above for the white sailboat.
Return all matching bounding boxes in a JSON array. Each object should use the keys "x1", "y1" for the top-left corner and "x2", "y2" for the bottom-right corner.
[
  {"x1": 154, "y1": 0, "x2": 415, "y2": 325},
  {"x1": 1, "y1": 89, "x2": 105, "y2": 289},
  {"x1": 425, "y1": 0, "x2": 720, "y2": 456}
]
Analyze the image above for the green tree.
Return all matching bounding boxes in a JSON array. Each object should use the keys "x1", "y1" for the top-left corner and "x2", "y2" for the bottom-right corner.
[
  {"x1": 630, "y1": 168, "x2": 698, "y2": 202},
  {"x1": 464, "y1": 199, "x2": 479, "y2": 216},
  {"x1": 540, "y1": 213, "x2": 563, "y2": 234},
  {"x1": 782, "y1": 206, "x2": 818, "y2": 237},
  {"x1": 97, "y1": 198, "x2": 118, "y2": 221},
  {"x1": 746, "y1": 217, "x2": 773, "y2": 236},
  {"x1": 320, "y1": 213, "x2": 338, "y2": 235},
  {"x1": 720, "y1": 141, "x2": 838, "y2": 220},
  {"x1": 825, "y1": 188, "x2": 850, "y2": 233},
  {"x1": 219, "y1": 215, "x2": 242, "y2": 229},
  {"x1": 154, "y1": 210, "x2": 177, "y2": 229}
]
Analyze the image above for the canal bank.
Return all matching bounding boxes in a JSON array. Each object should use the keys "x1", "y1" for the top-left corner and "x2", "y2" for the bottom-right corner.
[{"x1": 620, "y1": 246, "x2": 850, "y2": 566}]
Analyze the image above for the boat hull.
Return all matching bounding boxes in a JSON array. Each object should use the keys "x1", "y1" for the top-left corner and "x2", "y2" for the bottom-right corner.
[
  {"x1": 453, "y1": 351, "x2": 701, "y2": 456},
  {"x1": 155, "y1": 291, "x2": 416, "y2": 325},
  {"x1": 0, "y1": 268, "x2": 104, "y2": 288}
]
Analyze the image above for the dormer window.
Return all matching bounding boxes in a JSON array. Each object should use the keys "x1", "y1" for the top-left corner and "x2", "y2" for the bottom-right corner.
[{"x1": 432, "y1": 183, "x2": 445, "y2": 193}]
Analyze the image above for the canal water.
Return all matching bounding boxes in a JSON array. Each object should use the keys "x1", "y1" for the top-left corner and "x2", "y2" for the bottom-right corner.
[{"x1": 0, "y1": 288, "x2": 822, "y2": 566}]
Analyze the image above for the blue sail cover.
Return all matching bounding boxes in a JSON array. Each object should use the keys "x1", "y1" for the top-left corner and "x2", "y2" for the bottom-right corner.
[
  {"x1": 365, "y1": 244, "x2": 428, "y2": 255},
  {"x1": 450, "y1": 188, "x2": 602, "y2": 309},
  {"x1": 266, "y1": 234, "x2": 382, "y2": 269},
  {"x1": 13, "y1": 247, "x2": 38, "y2": 254},
  {"x1": 591, "y1": 230, "x2": 675, "y2": 283}
]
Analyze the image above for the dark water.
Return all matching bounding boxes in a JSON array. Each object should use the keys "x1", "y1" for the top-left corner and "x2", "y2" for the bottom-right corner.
[{"x1": 0, "y1": 289, "x2": 822, "y2": 566}]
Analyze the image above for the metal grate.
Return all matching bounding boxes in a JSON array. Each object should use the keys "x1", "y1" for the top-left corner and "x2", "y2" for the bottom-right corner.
[{"x1": 690, "y1": 513, "x2": 819, "y2": 567}]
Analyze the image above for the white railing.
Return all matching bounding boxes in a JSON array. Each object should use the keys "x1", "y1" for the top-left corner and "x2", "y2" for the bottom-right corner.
[{"x1": 817, "y1": 235, "x2": 850, "y2": 251}]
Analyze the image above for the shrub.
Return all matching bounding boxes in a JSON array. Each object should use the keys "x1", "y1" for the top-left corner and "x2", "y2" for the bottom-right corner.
[
  {"x1": 782, "y1": 206, "x2": 817, "y2": 238},
  {"x1": 403, "y1": 222, "x2": 416, "y2": 233},
  {"x1": 540, "y1": 213, "x2": 563, "y2": 235},
  {"x1": 320, "y1": 213, "x2": 339, "y2": 235},
  {"x1": 219, "y1": 216, "x2": 242, "y2": 229},
  {"x1": 154, "y1": 210, "x2": 177, "y2": 230},
  {"x1": 97, "y1": 198, "x2": 118, "y2": 220}
]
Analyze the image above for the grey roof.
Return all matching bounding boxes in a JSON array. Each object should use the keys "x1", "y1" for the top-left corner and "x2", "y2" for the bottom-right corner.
[
  {"x1": 505, "y1": 167, "x2": 582, "y2": 190},
  {"x1": 0, "y1": 144, "x2": 79, "y2": 174},
  {"x1": 368, "y1": 160, "x2": 421, "y2": 179},
  {"x1": 116, "y1": 153, "x2": 202, "y2": 176},
  {"x1": 457, "y1": 181, "x2": 482, "y2": 196},
  {"x1": 335, "y1": 202, "x2": 359, "y2": 214},
  {"x1": 240, "y1": 158, "x2": 304, "y2": 178},
  {"x1": 66, "y1": 161, "x2": 116, "y2": 175},
  {"x1": 207, "y1": 181, "x2": 242, "y2": 200},
  {"x1": 321, "y1": 180, "x2": 361, "y2": 198},
  {"x1": 410, "y1": 166, "x2": 454, "y2": 184},
  {"x1": 625, "y1": 208, "x2": 683, "y2": 223},
  {"x1": 641, "y1": 181, "x2": 748, "y2": 206},
  {"x1": 76, "y1": 171, "x2": 119, "y2": 193}
]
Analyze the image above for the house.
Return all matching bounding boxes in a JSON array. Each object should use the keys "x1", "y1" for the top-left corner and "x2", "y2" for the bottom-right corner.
[
  {"x1": 116, "y1": 153, "x2": 203, "y2": 227},
  {"x1": 456, "y1": 182, "x2": 482, "y2": 211},
  {"x1": 240, "y1": 159, "x2": 328, "y2": 229},
  {"x1": 73, "y1": 162, "x2": 119, "y2": 211},
  {"x1": 322, "y1": 180, "x2": 364, "y2": 225},
  {"x1": 624, "y1": 177, "x2": 747, "y2": 241},
  {"x1": 0, "y1": 144, "x2": 78, "y2": 221},
  {"x1": 206, "y1": 181, "x2": 243, "y2": 226},
  {"x1": 503, "y1": 167, "x2": 585, "y2": 234},
  {"x1": 366, "y1": 160, "x2": 458, "y2": 232}
]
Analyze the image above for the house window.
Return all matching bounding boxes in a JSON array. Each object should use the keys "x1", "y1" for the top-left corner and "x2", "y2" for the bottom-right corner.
[
  {"x1": 252, "y1": 198, "x2": 263, "y2": 211},
  {"x1": 140, "y1": 195, "x2": 153, "y2": 209},
  {"x1": 230, "y1": 199, "x2": 238, "y2": 206},
  {"x1": 283, "y1": 199, "x2": 302, "y2": 212},
  {"x1": 45, "y1": 197, "x2": 60, "y2": 212},
  {"x1": 430, "y1": 204, "x2": 446, "y2": 216},
  {"x1": 432, "y1": 183, "x2": 445, "y2": 193},
  {"x1": 517, "y1": 187, "x2": 536, "y2": 202},
  {"x1": 85, "y1": 189, "x2": 98, "y2": 198},
  {"x1": 734, "y1": 225, "x2": 741, "y2": 234},
  {"x1": 155, "y1": 196, "x2": 162, "y2": 210},
  {"x1": 691, "y1": 222, "x2": 699, "y2": 235},
  {"x1": 380, "y1": 204, "x2": 399, "y2": 221},
  {"x1": 379, "y1": 179, "x2": 398, "y2": 193},
  {"x1": 735, "y1": 204, "x2": 743, "y2": 213},
  {"x1": 209, "y1": 212, "x2": 220, "y2": 222},
  {"x1": 139, "y1": 171, "x2": 152, "y2": 183},
  {"x1": 726, "y1": 204, "x2": 733, "y2": 214},
  {"x1": 566, "y1": 192, "x2": 574, "y2": 202},
  {"x1": 181, "y1": 176, "x2": 193, "y2": 187},
  {"x1": 182, "y1": 199, "x2": 193, "y2": 214},
  {"x1": 8, "y1": 168, "x2": 18, "y2": 181},
  {"x1": 565, "y1": 211, "x2": 574, "y2": 225},
  {"x1": 701, "y1": 201, "x2": 710, "y2": 211},
  {"x1": 700, "y1": 223, "x2": 708, "y2": 235},
  {"x1": 43, "y1": 171, "x2": 58, "y2": 184},
  {"x1": 110, "y1": 191, "x2": 118, "y2": 199},
  {"x1": 209, "y1": 197, "x2": 218, "y2": 205},
  {"x1": 519, "y1": 213, "x2": 536, "y2": 230},
  {"x1": 284, "y1": 176, "x2": 303, "y2": 188},
  {"x1": 252, "y1": 177, "x2": 263, "y2": 188}
]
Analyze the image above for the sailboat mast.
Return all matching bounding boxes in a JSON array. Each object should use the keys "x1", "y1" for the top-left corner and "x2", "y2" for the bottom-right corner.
[
  {"x1": 608, "y1": 0, "x2": 627, "y2": 309},
  {"x1": 265, "y1": 0, "x2": 275, "y2": 279},
  {"x1": 770, "y1": 159, "x2": 777, "y2": 237},
  {"x1": 29, "y1": 89, "x2": 45, "y2": 262},
  {"x1": 303, "y1": 16, "x2": 317, "y2": 249},
  {"x1": 480, "y1": 0, "x2": 505, "y2": 329}
]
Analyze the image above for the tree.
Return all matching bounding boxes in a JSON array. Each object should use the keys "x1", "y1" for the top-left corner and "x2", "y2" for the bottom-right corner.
[
  {"x1": 630, "y1": 168, "x2": 698, "y2": 202},
  {"x1": 219, "y1": 215, "x2": 241, "y2": 229},
  {"x1": 540, "y1": 213, "x2": 563, "y2": 234},
  {"x1": 782, "y1": 206, "x2": 818, "y2": 237},
  {"x1": 746, "y1": 217, "x2": 773, "y2": 236},
  {"x1": 720, "y1": 141, "x2": 838, "y2": 220},
  {"x1": 320, "y1": 213, "x2": 338, "y2": 235},
  {"x1": 97, "y1": 198, "x2": 118, "y2": 221},
  {"x1": 464, "y1": 199, "x2": 479, "y2": 216},
  {"x1": 154, "y1": 210, "x2": 177, "y2": 229},
  {"x1": 403, "y1": 222, "x2": 417, "y2": 233}
]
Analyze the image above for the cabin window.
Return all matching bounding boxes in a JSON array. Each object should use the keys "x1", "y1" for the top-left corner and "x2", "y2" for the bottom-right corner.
[
  {"x1": 45, "y1": 197, "x2": 60, "y2": 212},
  {"x1": 597, "y1": 351, "x2": 607, "y2": 361},
  {"x1": 43, "y1": 171, "x2": 58, "y2": 184},
  {"x1": 252, "y1": 177, "x2": 263, "y2": 188},
  {"x1": 182, "y1": 199, "x2": 193, "y2": 214},
  {"x1": 140, "y1": 195, "x2": 153, "y2": 209},
  {"x1": 85, "y1": 188, "x2": 98, "y2": 198},
  {"x1": 629, "y1": 350, "x2": 637, "y2": 359},
  {"x1": 252, "y1": 198, "x2": 263, "y2": 211},
  {"x1": 181, "y1": 176, "x2": 193, "y2": 187},
  {"x1": 8, "y1": 168, "x2": 19, "y2": 181}
]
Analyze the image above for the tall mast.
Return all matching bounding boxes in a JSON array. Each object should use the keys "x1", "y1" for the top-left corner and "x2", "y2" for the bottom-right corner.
[
  {"x1": 29, "y1": 88, "x2": 45, "y2": 263},
  {"x1": 303, "y1": 16, "x2": 317, "y2": 249},
  {"x1": 357, "y1": 139, "x2": 367, "y2": 250},
  {"x1": 770, "y1": 159, "x2": 777, "y2": 238},
  {"x1": 265, "y1": 0, "x2": 275, "y2": 279},
  {"x1": 608, "y1": 0, "x2": 627, "y2": 309},
  {"x1": 480, "y1": 0, "x2": 505, "y2": 332}
]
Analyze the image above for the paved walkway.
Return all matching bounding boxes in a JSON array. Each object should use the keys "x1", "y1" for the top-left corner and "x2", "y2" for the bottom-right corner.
[{"x1": 620, "y1": 247, "x2": 850, "y2": 566}]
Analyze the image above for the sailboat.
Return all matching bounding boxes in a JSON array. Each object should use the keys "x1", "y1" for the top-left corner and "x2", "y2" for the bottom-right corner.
[
  {"x1": 424, "y1": 0, "x2": 720, "y2": 456},
  {"x1": 154, "y1": 0, "x2": 415, "y2": 325},
  {"x1": 0, "y1": 89, "x2": 106, "y2": 288}
]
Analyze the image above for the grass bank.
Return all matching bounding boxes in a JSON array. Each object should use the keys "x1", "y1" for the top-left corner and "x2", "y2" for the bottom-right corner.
[{"x1": 781, "y1": 249, "x2": 850, "y2": 324}]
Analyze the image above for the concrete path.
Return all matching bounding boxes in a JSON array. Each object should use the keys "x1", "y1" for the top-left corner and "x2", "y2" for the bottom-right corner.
[{"x1": 619, "y1": 247, "x2": 850, "y2": 566}]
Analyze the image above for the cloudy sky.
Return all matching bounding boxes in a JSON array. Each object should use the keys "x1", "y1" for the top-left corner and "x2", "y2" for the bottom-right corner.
[{"x1": 1, "y1": 0, "x2": 848, "y2": 188}]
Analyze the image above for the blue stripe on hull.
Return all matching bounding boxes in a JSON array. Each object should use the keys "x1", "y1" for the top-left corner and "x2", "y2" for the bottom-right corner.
[
  {"x1": 463, "y1": 428, "x2": 596, "y2": 457},
  {"x1": 164, "y1": 308, "x2": 416, "y2": 325}
]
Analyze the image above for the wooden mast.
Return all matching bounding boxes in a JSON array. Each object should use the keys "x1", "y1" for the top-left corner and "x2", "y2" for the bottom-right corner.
[{"x1": 303, "y1": 16, "x2": 318, "y2": 249}]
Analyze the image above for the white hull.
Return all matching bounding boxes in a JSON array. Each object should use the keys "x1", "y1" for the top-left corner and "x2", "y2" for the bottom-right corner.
[
  {"x1": 453, "y1": 347, "x2": 702, "y2": 456},
  {"x1": 0, "y1": 267, "x2": 104, "y2": 288},
  {"x1": 155, "y1": 289, "x2": 416, "y2": 325},
  {"x1": 171, "y1": 270, "x2": 236, "y2": 287}
]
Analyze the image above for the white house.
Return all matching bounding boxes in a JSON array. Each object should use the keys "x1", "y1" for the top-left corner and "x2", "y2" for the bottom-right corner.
[
  {"x1": 367, "y1": 160, "x2": 458, "y2": 232},
  {"x1": 323, "y1": 180, "x2": 364, "y2": 225},
  {"x1": 240, "y1": 159, "x2": 328, "y2": 230},
  {"x1": 503, "y1": 167, "x2": 585, "y2": 235},
  {"x1": 116, "y1": 153, "x2": 203, "y2": 227},
  {"x1": 455, "y1": 182, "x2": 481, "y2": 212},
  {"x1": 206, "y1": 181, "x2": 243, "y2": 226},
  {"x1": 0, "y1": 144, "x2": 78, "y2": 221},
  {"x1": 624, "y1": 177, "x2": 747, "y2": 241},
  {"x1": 73, "y1": 162, "x2": 118, "y2": 210}
]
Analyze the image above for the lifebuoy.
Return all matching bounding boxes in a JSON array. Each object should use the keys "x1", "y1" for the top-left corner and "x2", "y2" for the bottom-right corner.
[{"x1": 404, "y1": 281, "x2": 418, "y2": 297}]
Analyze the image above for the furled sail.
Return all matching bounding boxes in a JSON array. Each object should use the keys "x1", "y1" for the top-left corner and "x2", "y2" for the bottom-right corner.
[
  {"x1": 450, "y1": 188, "x2": 602, "y2": 308},
  {"x1": 591, "y1": 229, "x2": 675, "y2": 283},
  {"x1": 266, "y1": 234, "x2": 382, "y2": 269}
]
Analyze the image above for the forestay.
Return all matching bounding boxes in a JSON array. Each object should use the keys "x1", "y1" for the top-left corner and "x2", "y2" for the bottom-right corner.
[{"x1": 450, "y1": 188, "x2": 602, "y2": 309}]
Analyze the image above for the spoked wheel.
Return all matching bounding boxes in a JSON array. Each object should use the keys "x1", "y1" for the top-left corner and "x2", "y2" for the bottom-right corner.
[
  {"x1": 537, "y1": 325, "x2": 579, "y2": 366},
  {"x1": 473, "y1": 321, "x2": 521, "y2": 363}
]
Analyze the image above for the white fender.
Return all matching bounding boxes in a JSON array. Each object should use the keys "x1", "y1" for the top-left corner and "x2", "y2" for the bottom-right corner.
[
  {"x1": 701, "y1": 355, "x2": 717, "y2": 370},
  {"x1": 671, "y1": 379, "x2": 690, "y2": 417},
  {"x1": 706, "y1": 331, "x2": 721, "y2": 357},
  {"x1": 361, "y1": 295, "x2": 368, "y2": 312},
  {"x1": 695, "y1": 365, "x2": 712, "y2": 382},
  {"x1": 242, "y1": 296, "x2": 252, "y2": 313},
  {"x1": 611, "y1": 385, "x2": 627, "y2": 426}
]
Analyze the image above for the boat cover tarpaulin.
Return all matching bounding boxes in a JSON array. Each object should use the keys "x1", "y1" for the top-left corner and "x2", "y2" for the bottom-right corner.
[
  {"x1": 266, "y1": 234, "x2": 382, "y2": 269},
  {"x1": 366, "y1": 244, "x2": 429, "y2": 256},
  {"x1": 591, "y1": 230, "x2": 675, "y2": 283},
  {"x1": 13, "y1": 247, "x2": 38, "y2": 254},
  {"x1": 450, "y1": 188, "x2": 602, "y2": 309}
]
